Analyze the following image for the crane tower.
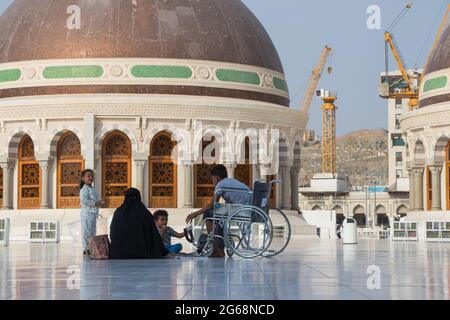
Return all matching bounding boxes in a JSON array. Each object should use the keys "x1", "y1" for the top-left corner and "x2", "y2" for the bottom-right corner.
[{"x1": 317, "y1": 89, "x2": 337, "y2": 174}]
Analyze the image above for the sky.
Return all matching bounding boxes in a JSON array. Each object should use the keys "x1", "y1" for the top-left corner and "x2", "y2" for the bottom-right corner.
[{"x1": 0, "y1": 0, "x2": 447, "y2": 136}]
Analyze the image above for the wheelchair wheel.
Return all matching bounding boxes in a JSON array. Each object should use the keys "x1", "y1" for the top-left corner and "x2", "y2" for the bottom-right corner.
[
  {"x1": 223, "y1": 206, "x2": 273, "y2": 259},
  {"x1": 225, "y1": 235, "x2": 239, "y2": 257},
  {"x1": 261, "y1": 209, "x2": 291, "y2": 257}
]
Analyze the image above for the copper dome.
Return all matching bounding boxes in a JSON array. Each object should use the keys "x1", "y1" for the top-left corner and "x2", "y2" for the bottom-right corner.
[
  {"x1": 0, "y1": 0, "x2": 289, "y2": 106},
  {"x1": 420, "y1": 23, "x2": 450, "y2": 108},
  {"x1": 0, "y1": 0, "x2": 284, "y2": 72}
]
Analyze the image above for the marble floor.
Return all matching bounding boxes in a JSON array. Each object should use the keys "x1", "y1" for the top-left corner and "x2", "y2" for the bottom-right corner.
[{"x1": 0, "y1": 239, "x2": 449, "y2": 300}]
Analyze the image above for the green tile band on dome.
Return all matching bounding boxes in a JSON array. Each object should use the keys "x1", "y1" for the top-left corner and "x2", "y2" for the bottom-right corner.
[
  {"x1": 43, "y1": 65, "x2": 104, "y2": 79},
  {"x1": 0, "y1": 69, "x2": 21, "y2": 82},
  {"x1": 273, "y1": 77, "x2": 289, "y2": 92},
  {"x1": 424, "y1": 76, "x2": 448, "y2": 93},
  {"x1": 216, "y1": 69, "x2": 261, "y2": 85},
  {"x1": 131, "y1": 65, "x2": 192, "y2": 79}
]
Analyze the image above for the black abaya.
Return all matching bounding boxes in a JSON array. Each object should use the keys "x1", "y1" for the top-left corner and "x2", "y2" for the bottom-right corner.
[{"x1": 109, "y1": 188, "x2": 168, "y2": 259}]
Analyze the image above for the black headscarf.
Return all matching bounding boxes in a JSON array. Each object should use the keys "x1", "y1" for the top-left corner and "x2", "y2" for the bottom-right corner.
[{"x1": 109, "y1": 188, "x2": 168, "y2": 259}]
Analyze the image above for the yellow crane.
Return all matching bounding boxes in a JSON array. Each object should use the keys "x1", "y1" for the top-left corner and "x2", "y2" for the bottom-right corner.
[
  {"x1": 317, "y1": 90, "x2": 337, "y2": 174},
  {"x1": 301, "y1": 45, "x2": 332, "y2": 112},
  {"x1": 379, "y1": 3, "x2": 420, "y2": 110},
  {"x1": 301, "y1": 46, "x2": 335, "y2": 174}
]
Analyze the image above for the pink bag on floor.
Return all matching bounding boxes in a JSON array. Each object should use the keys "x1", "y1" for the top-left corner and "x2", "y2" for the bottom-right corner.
[{"x1": 88, "y1": 235, "x2": 110, "y2": 260}]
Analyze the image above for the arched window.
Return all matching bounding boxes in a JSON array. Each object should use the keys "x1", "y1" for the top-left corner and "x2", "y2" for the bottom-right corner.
[
  {"x1": 194, "y1": 138, "x2": 218, "y2": 208},
  {"x1": 18, "y1": 135, "x2": 40, "y2": 209},
  {"x1": 353, "y1": 205, "x2": 366, "y2": 227},
  {"x1": 102, "y1": 131, "x2": 131, "y2": 208},
  {"x1": 235, "y1": 137, "x2": 252, "y2": 187},
  {"x1": 149, "y1": 131, "x2": 177, "y2": 208},
  {"x1": 57, "y1": 132, "x2": 83, "y2": 208}
]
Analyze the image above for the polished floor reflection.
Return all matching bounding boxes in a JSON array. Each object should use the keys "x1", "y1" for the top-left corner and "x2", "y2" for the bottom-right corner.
[{"x1": 0, "y1": 239, "x2": 449, "y2": 300}]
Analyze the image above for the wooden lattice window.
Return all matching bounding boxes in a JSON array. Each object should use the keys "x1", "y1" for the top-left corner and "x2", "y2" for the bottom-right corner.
[
  {"x1": 235, "y1": 137, "x2": 252, "y2": 187},
  {"x1": 57, "y1": 132, "x2": 83, "y2": 208},
  {"x1": 426, "y1": 166, "x2": 432, "y2": 211},
  {"x1": 102, "y1": 131, "x2": 131, "y2": 208},
  {"x1": 149, "y1": 131, "x2": 177, "y2": 208},
  {"x1": 18, "y1": 135, "x2": 40, "y2": 209},
  {"x1": 194, "y1": 139, "x2": 217, "y2": 208}
]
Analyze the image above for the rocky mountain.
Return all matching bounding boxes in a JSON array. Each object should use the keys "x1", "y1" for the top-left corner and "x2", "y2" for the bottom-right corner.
[{"x1": 300, "y1": 129, "x2": 389, "y2": 187}]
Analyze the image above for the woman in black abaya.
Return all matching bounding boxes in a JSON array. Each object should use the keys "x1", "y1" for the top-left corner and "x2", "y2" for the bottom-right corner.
[{"x1": 110, "y1": 188, "x2": 168, "y2": 259}]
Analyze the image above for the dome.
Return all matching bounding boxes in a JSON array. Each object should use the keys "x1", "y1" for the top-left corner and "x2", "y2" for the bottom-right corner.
[
  {"x1": 0, "y1": 0, "x2": 289, "y2": 106},
  {"x1": 420, "y1": 23, "x2": 450, "y2": 108}
]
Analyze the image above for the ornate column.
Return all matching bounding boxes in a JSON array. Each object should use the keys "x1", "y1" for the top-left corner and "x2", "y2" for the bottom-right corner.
[
  {"x1": 0, "y1": 161, "x2": 13, "y2": 210},
  {"x1": 429, "y1": 165, "x2": 443, "y2": 211},
  {"x1": 183, "y1": 161, "x2": 193, "y2": 208},
  {"x1": 280, "y1": 161, "x2": 292, "y2": 209},
  {"x1": 413, "y1": 167, "x2": 424, "y2": 211},
  {"x1": 408, "y1": 168, "x2": 415, "y2": 210},
  {"x1": 134, "y1": 160, "x2": 147, "y2": 195},
  {"x1": 39, "y1": 160, "x2": 51, "y2": 209},
  {"x1": 290, "y1": 165, "x2": 300, "y2": 210},
  {"x1": 252, "y1": 164, "x2": 260, "y2": 181}
]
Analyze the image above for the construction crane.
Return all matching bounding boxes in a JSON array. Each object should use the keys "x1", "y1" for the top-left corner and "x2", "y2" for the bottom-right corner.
[
  {"x1": 379, "y1": 2, "x2": 420, "y2": 110},
  {"x1": 301, "y1": 45, "x2": 333, "y2": 112},
  {"x1": 316, "y1": 89, "x2": 337, "y2": 174}
]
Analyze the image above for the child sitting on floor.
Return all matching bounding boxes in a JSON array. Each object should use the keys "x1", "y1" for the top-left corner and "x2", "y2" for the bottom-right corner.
[{"x1": 154, "y1": 210, "x2": 185, "y2": 254}]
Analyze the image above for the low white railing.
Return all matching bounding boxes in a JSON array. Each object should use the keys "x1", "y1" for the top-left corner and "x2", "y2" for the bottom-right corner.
[
  {"x1": 29, "y1": 221, "x2": 60, "y2": 243},
  {"x1": 426, "y1": 222, "x2": 450, "y2": 242},
  {"x1": 392, "y1": 222, "x2": 418, "y2": 241},
  {"x1": 0, "y1": 218, "x2": 10, "y2": 246}
]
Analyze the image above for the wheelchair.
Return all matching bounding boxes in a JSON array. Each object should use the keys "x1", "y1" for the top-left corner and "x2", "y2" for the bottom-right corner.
[{"x1": 185, "y1": 180, "x2": 292, "y2": 259}]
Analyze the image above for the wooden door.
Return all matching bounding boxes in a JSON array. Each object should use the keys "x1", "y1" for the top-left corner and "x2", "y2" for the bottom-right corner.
[
  {"x1": 149, "y1": 132, "x2": 177, "y2": 208},
  {"x1": 57, "y1": 132, "x2": 84, "y2": 208},
  {"x1": 18, "y1": 136, "x2": 40, "y2": 209},
  {"x1": 102, "y1": 131, "x2": 131, "y2": 208}
]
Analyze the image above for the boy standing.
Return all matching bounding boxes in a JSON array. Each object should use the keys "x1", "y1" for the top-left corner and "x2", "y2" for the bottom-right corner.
[{"x1": 154, "y1": 210, "x2": 185, "y2": 254}]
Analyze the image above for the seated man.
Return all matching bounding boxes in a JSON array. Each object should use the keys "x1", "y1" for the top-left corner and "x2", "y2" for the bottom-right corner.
[{"x1": 186, "y1": 164, "x2": 252, "y2": 257}]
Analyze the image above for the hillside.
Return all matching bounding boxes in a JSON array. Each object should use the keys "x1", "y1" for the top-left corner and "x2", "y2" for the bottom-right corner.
[{"x1": 300, "y1": 129, "x2": 388, "y2": 187}]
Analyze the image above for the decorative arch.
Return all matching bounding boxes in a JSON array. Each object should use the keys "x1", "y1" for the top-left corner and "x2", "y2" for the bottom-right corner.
[
  {"x1": 49, "y1": 127, "x2": 85, "y2": 158},
  {"x1": 144, "y1": 124, "x2": 190, "y2": 163},
  {"x1": 413, "y1": 139, "x2": 426, "y2": 164},
  {"x1": 95, "y1": 125, "x2": 138, "y2": 156},
  {"x1": 149, "y1": 131, "x2": 177, "y2": 208},
  {"x1": 193, "y1": 125, "x2": 232, "y2": 164},
  {"x1": 6, "y1": 129, "x2": 40, "y2": 159},
  {"x1": 57, "y1": 131, "x2": 84, "y2": 208},
  {"x1": 18, "y1": 135, "x2": 40, "y2": 209},
  {"x1": 311, "y1": 205, "x2": 322, "y2": 211},
  {"x1": 352, "y1": 205, "x2": 366, "y2": 227},
  {"x1": 102, "y1": 131, "x2": 132, "y2": 208}
]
